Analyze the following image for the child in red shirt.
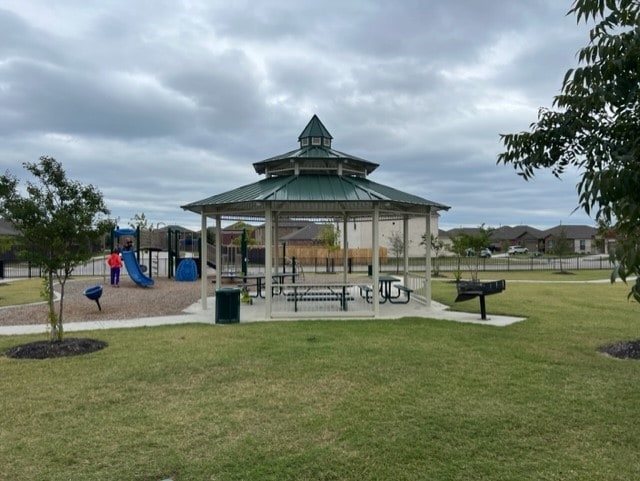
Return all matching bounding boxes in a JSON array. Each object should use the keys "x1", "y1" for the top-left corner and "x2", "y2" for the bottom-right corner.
[{"x1": 107, "y1": 249, "x2": 123, "y2": 287}]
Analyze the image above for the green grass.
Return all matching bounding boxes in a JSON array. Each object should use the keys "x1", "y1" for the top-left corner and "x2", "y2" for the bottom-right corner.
[
  {"x1": 0, "y1": 278, "x2": 44, "y2": 307},
  {"x1": 430, "y1": 268, "x2": 613, "y2": 282},
  {"x1": 1, "y1": 274, "x2": 640, "y2": 480}
]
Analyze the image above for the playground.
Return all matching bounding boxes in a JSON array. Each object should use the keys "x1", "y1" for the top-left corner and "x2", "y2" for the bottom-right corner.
[{"x1": 110, "y1": 227, "x2": 204, "y2": 284}]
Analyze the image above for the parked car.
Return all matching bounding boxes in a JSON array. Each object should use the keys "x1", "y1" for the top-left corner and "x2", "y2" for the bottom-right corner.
[
  {"x1": 508, "y1": 246, "x2": 528, "y2": 255},
  {"x1": 465, "y1": 248, "x2": 492, "y2": 258}
]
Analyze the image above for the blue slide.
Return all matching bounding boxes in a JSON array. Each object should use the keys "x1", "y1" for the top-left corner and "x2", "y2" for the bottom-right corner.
[{"x1": 121, "y1": 250, "x2": 154, "y2": 287}]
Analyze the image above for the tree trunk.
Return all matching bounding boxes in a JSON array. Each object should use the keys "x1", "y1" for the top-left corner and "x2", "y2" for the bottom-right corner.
[{"x1": 47, "y1": 272, "x2": 62, "y2": 342}]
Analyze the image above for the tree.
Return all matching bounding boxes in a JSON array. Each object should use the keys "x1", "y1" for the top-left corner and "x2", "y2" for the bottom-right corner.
[
  {"x1": 497, "y1": 0, "x2": 640, "y2": 300},
  {"x1": 420, "y1": 233, "x2": 445, "y2": 277},
  {"x1": 552, "y1": 227, "x2": 572, "y2": 273},
  {"x1": 129, "y1": 212, "x2": 150, "y2": 231},
  {"x1": 449, "y1": 225, "x2": 493, "y2": 282},
  {"x1": 0, "y1": 157, "x2": 110, "y2": 342},
  {"x1": 388, "y1": 231, "x2": 404, "y2": 273},
  {"x1": 231, "y1": 222, "x2": 256, "y2": 247},
  {"x1": 318, "y1": 224, "x2": 340, "y2": 252}
]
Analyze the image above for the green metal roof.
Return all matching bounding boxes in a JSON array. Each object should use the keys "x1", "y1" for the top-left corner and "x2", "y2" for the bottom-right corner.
[
  {"x1": 254, "y1": 114, "x2": 379, "y2": 177},
  {"x1": 182, "y1": 115, "x2": 450, "y2": 220},
  {"x1": 181, "y1": 175, "x2": 449, "y2": 217},
  {"x1": 298, "y1": 114, "x2": 333, "y2": 141},
  {"x1": 253, "y1": 146, "x2": 379, "y2": 176}
]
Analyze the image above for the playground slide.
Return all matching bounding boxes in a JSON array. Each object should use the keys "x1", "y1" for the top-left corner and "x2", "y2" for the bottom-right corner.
[{"x1": 121, "y1": 250, "x2": 154, "y2": 287}]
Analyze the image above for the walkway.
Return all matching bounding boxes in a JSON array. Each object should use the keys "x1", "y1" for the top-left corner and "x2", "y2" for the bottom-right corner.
[{"x1": 0, "y1": 296, "x2": 525, "y2": 336}]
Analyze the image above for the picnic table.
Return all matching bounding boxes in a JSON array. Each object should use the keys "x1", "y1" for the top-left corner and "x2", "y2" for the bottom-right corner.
[
  {"x1": 359, "y1": 275, "x2": 414, "y2": 304},
  {"x1": 285, "y1": 284, "x2": 354, "y2": 312},
  {"x1": 222, "y1": 272, "x2": 299, "y2": 298}
]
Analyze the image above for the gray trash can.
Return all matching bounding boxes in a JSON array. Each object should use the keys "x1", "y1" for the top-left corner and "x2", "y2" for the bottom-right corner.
[{"x1": 215, "y1": 287, "x2": 240, "y2": 324}]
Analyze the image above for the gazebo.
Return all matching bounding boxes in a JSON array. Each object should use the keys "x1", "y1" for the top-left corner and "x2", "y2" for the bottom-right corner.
[{"x1": 181, "y1": 115, "x2": 449, "y2": 319}]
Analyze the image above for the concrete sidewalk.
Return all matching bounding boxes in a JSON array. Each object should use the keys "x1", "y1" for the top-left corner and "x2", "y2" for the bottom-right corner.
[{"x1": 0, "y1": 297, "x2": 526, "y2": 336}]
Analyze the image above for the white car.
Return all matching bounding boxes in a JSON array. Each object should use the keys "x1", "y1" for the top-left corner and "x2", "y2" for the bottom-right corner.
[{"x1": 508, "y1": 246, "x2": 528, "y2": 255}]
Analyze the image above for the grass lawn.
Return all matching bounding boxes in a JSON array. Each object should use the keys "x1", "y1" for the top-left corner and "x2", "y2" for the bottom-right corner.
[
  {"x1": 1, "y1": 274, "x2": 640, "y2": 480},
  {"x1": 0, "y1": 278, "x2": 44, "y2": 307}
]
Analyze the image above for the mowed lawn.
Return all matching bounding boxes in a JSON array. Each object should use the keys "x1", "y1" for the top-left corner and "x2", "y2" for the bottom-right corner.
[{"x1": 1, "y1": 275, "x2": 639, "y2": 480}]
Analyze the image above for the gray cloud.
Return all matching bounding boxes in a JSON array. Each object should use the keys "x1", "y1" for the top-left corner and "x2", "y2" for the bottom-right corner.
[{"x1": 0, "y1": 1, "x2": 596, "y2": 230}]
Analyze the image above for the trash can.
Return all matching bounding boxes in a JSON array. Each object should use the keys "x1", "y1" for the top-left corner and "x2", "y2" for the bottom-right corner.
[
  {"x1": 215, "y1": 287, "x2": 240, "y2": 324},
  {"x1": 367, "y1": 264, "x2": 373, "y2": 276}
]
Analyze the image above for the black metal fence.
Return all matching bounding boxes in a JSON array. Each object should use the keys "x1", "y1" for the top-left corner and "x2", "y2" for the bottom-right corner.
[
  {"x1": 263, "y1": 254, "x2": 614, "y2": 275},
  {"x1": 0, "y1": 257, "x2": 173, "y2": 280},
  {"x1": 429, "y1": 254, "x2": 613, "y2": 273},
  {"x1": 0, "y1": 254, "x2": 613, "y2": 280}
]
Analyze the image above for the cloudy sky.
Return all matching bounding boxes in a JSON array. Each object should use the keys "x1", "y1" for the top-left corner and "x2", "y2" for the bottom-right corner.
[{"x1": 1, "y1": 0, "x2": 595, "y2": 231}]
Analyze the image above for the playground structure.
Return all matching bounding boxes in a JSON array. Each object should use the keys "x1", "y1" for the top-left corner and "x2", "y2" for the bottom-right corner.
[
  {"x1": 111, "y1": 228, "x2": 154, "y2": 287},
  {"x1": 166, "y1": 228, "x2": 214, "y2": 280}
]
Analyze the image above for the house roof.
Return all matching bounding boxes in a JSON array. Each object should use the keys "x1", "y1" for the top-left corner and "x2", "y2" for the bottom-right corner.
[
  {"x1": 492, "y1": 225, "x2": 545, "y2": 240},
  {"x1": 544, "y1": 224, "x2": 597, "y2": 238},
  {"x1": 440, "y1": 224, "x2": 598, "y2": 241},
  {"x1": 280, "y1": 223, "x2": 325, "y2": 242}
]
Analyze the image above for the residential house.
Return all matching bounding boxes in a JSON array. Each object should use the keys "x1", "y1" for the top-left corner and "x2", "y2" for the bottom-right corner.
[
  {"x1": 439, "y1": 224, "x2": 602, "y2": 255},
  {"x1": 543, "y1": 225, "x2": 600, "y2": 255}
]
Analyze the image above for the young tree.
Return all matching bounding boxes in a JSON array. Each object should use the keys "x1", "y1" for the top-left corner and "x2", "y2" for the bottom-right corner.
[
  {"x1": 129, "y1": 212, "x2": 150, "y2": 231},
  {"x1": 0, "y1": 157, "x2": 110, "y2": 342},
  {"x1": 318, "y1": 224, "x2": 340, "y2": 252},
  {"x1": 388, "y1": 230, "x2": 404, "y2": 273},
  {"x1": 449, "y1": 225, "x2": 493, "y2": 282},
  {"x1": 231, "y1": 222, "x2": 256, "y2": 247},
  {"x1": 448, "y1": 234, "x2": 468, "y2": 282},
  {"x1": 497, "y1": 0, "x2": 640, "y2": 300},
  {"x1": 552, "y1": 227, "x2": 572, "y2": 273},
  {"x1": 420, "y1": 233, "x2": 445, "y2": 277}
]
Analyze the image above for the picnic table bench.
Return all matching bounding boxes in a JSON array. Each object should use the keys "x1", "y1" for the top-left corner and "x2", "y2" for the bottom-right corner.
[
  {"x1": 455, "y1": 280, "x2": 506, "y2": 320},
  {"x1": 358, "y1": 282, "x2": 414, "y2": 304},
  {"x1": 286, "y1": 285, "x2": 354, "y2": 312}
]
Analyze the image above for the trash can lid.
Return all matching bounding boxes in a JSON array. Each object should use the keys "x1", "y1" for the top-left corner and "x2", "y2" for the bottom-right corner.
[{"x1": 216, "y1": 287, "x2": 241, "y2": 293}]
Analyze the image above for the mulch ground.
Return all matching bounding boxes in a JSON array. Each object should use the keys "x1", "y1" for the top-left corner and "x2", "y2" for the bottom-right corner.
[
  {"x1": 597, "y1": 339, "x2": 640, "y2": 360},
  {"x1": 5, "y1": 338, "x2": 108, "y2": 359}
]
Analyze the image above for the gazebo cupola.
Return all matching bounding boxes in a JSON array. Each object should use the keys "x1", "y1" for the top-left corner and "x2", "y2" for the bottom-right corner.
[
  {"x1": 298, "y1": 113, "x2": 333, "y2": 149},
  {"x1": 253, "y1": 114, "x2": 379, "y2": 178}
]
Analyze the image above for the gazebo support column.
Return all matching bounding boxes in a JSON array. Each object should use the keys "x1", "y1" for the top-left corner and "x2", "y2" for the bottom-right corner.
[
  {"x1": 274, "y1": 215, "x2": 279, "y2": 274},
  {"x1": 216, "y1": 214, "x2": 222, "y2": 295},
  {"x1": 425, "y1": 209, "x2": 432, "y2": 307},
  {"x1": 342, "y1": 216, "x2": 348, "y2": 284},
  {"x1": 200, "y1": 213, "x2": 208, "y2": 310},
  {"x1": 372, "y1": 205, "x2": 380, "y2": 317},
  {"x1": 403, "y1": 215, "x2": 409, "y2": 287},
  {"x1": 265, "y1": 205, "x2": 273, "y2": 319}
]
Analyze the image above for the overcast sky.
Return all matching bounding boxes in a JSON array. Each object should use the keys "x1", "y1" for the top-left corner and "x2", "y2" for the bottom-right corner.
[{"x1": 1, "y1": 1, "x2": 595, "y2": 231}]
